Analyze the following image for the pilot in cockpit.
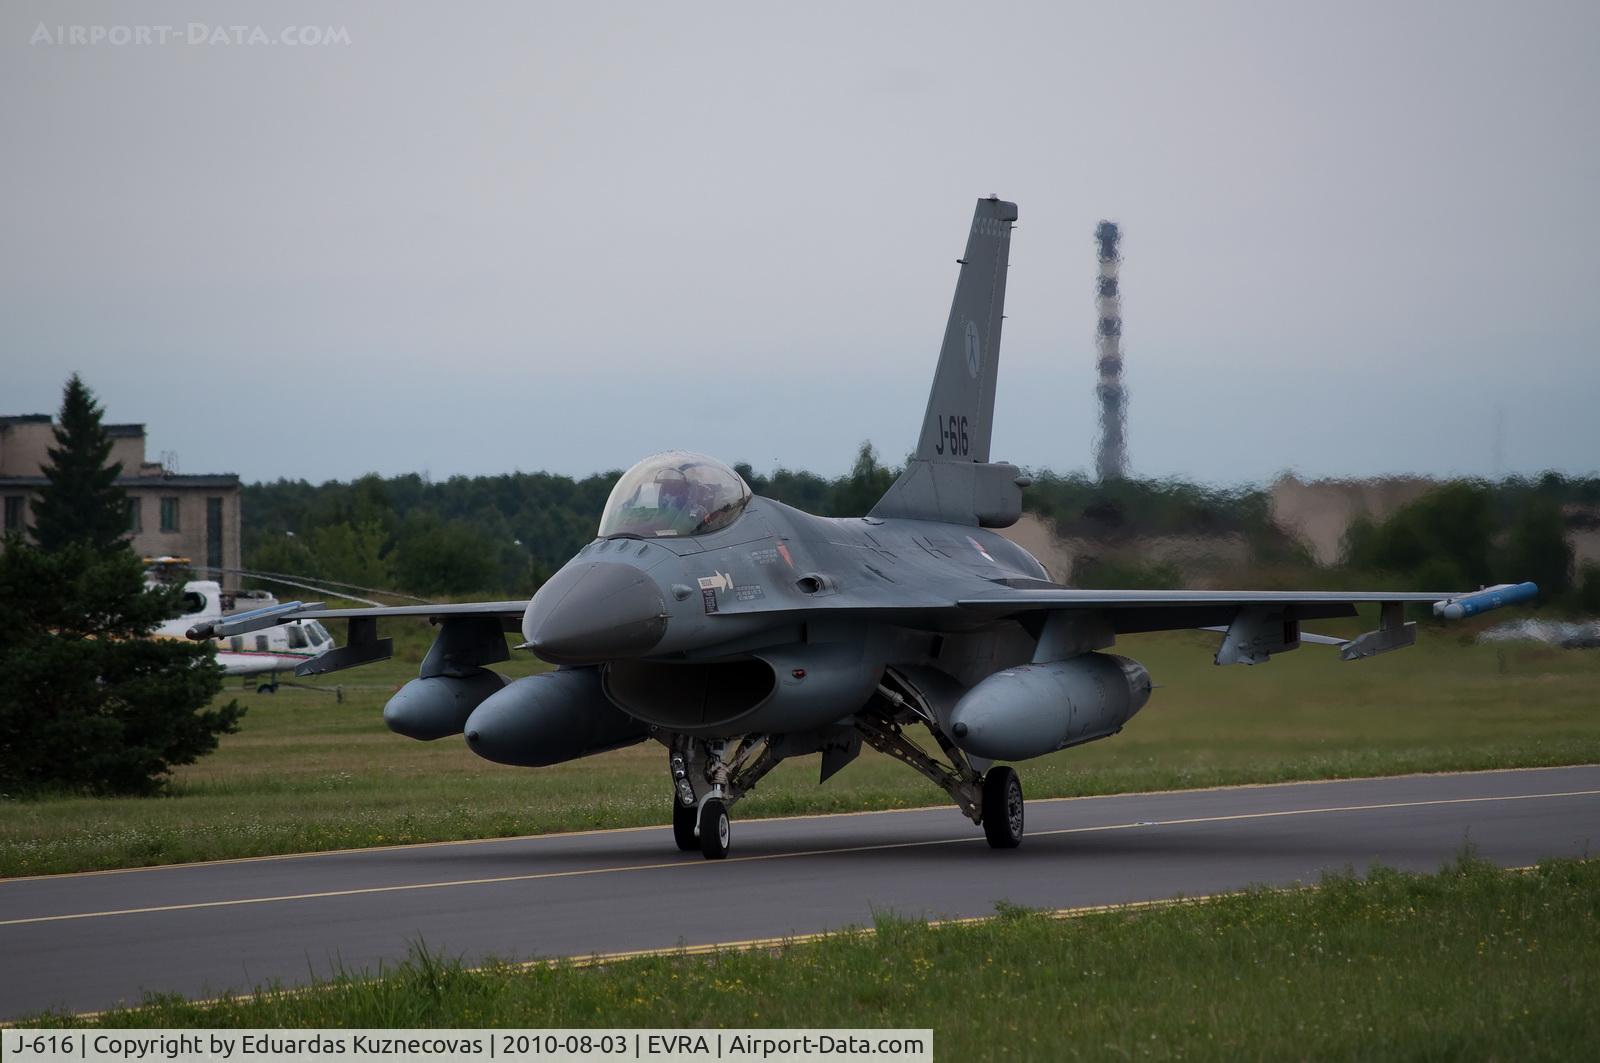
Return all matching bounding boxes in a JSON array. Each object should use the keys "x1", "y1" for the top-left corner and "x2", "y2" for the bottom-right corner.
[
  {"x1": 599, "y1": 451, "x2": 752, "y2": 539},
  {"x1": 653, "y1": 469, "x2": 707, "y2": 535}
]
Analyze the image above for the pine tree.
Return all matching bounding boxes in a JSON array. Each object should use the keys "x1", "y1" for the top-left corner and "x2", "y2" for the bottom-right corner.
[
  {"x1": 0, "y1": 541, "x2": 242, "y2": 796},
  {"x1": 31, "y1": 374, "x2": 129, "y2": 554}
]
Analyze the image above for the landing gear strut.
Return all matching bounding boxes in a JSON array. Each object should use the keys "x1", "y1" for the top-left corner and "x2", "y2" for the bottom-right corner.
[
  {"x1": 660, "y1": 671, "x2": 1030, "y2": 855},
  {"x1": 861, "y1": 671, "x2": 1027, "y2": 849}
]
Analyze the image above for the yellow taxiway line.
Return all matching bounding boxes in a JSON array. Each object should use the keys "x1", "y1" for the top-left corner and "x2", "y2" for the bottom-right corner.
[{"x1": 535, "y1": 861, "x2": 1548, "y2": 970}]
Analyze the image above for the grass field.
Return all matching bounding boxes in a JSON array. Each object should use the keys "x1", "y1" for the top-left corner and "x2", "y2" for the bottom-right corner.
[
  {"x1": 2, "y1": 620, "x2": 1597, "y2": 877},
  {"x1": 17, "y1": 855, "x2": 1599, "y2": 1059}
]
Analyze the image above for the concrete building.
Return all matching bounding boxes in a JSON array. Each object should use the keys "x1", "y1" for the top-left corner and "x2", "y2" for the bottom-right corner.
[
  {"x1": 1267, "y1": 474, "x2": 1437, "y2": 567},
  {"x1": 0, "y1": 414, "x2": 241, "y2": 583},
  {"x1": 999, "y1": 513, "x2": 1252, "y2": 586},
  {"x1": 1268, "y1": 474, "x2": 1600, "y2": 570}
]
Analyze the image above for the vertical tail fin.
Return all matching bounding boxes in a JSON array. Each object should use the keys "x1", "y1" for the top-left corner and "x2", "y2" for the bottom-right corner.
[
  {"x1": 870, "y1": 197, "x2": 1023, "y2": 528},
  {"x1": 914, "y1": 196, "x2": 1017, "y2": 463}
]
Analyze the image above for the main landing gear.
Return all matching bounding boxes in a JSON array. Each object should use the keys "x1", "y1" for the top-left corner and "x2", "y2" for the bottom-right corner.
[
  {"x1": 662, "y1": 682, "x2": 1028, "y2": 856},
  {"x1": 860, "y1": 670, "x2": 1026, "y2": 850},
  {"x1": 980, "y1": 765, "x2": 1024, "y2": 849}
]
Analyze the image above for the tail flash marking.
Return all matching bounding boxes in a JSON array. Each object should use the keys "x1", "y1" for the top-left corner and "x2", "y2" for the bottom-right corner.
[{"x1": 914, "y1": 197, "x2": 1017, "y2": 464}]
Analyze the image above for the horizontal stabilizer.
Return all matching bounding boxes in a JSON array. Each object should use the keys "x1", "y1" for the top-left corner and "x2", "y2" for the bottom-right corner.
[
  {"x1": 297, "y1": 637, "x2": 393, "y2": 676},
  {"x1": 870, "y1": 459, "x2": 1025, "y2": 527},
  {"x1": 1198, "y1": 625, "x2": 1346, "y2": 648},
  {"x1": 297, "y1": 616, "x2": 392, "y2": 676}
]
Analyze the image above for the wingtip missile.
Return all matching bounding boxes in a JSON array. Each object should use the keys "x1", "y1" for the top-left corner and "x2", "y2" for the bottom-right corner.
[
  {"x1": 1433, "y1": 582, "x2": 1539, "y2": 621},
  {"x1": 186, "y1": 600, "x2": 323, "y2": 640}
]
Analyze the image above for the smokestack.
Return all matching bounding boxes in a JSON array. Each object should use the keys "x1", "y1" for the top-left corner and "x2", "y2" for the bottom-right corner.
[{"x1": 1094, "y1": 220, "x2": 1127, "y2": 481}]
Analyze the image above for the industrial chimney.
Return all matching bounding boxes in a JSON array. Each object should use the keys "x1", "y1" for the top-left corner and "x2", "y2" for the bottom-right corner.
[{"x1": 1094, "y1": 220, "x2": 1127, "y2": 481}]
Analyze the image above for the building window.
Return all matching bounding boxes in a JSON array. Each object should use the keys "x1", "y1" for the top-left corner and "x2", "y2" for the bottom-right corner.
[
  {"x1": 160, "y1": 497, "x2": 180, "y2": 532},
  {"x1": 127, "y1": 497, "x2": 142, "y2": 533},
  {"x1": 206, "y1": 497, "x2": 223, "y2": 572},
  {"x1": 3, "y1": 496, "x2": 23, "y2": 532}
]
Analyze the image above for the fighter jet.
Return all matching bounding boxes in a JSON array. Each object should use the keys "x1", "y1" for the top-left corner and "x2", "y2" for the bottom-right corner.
[{"x1": 193, "y1": 197, "x2": 1538, "y2": 858}]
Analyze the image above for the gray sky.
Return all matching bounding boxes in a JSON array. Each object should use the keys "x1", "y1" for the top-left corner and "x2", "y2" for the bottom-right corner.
[{"x1": 3, "y1": 1, "x2": 1596, "y2": 486}]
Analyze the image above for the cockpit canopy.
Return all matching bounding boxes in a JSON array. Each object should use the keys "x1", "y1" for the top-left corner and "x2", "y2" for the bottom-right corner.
[{"x1": 598, "y1": 451, "x2": 752, "y2": 539}]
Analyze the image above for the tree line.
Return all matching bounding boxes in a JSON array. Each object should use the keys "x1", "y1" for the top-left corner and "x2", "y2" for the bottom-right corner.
[
  {"x1": 5, "y1": 373, "x2": 1596, "y2": 797},
  {"x1": 245, "y1": 445, "x2": 1600, "y2": 611},
  {"x1": 241, "y1": 445, "x2": 902, "y2": 598},
  {"x1": 1343, "y1": 478, "x2": 1598, "y2": 609}
]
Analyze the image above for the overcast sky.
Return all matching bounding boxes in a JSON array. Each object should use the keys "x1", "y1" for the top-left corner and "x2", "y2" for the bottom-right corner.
[{"x1": 3, "y1": 1, "x2": 1596, "y2": 487}]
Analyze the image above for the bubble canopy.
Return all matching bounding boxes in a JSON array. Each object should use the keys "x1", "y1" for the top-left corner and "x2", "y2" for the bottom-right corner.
[{"x1": 598, "y1": 451, "x2": 752, "y2": 538}]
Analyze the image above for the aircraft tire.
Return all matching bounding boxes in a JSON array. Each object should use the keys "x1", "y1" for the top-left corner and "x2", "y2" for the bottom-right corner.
[
  {"x1": 699, "y1": 799, "x2": 731, "y2": 860},
  {"x1": 981, "y1": 766, "x2": 1024, "y2": 849},
  {"x1": 672, "y1": 800, "x2": 699, "y2": 851},
  {"x1": 257, "y1": 683, "x2": 277, "y2": 695}
]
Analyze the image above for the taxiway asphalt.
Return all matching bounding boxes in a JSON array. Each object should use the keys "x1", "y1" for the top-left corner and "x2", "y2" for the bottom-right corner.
[{"x1": 3, "y1": 764, "x2": 1597, "y2": 1019}]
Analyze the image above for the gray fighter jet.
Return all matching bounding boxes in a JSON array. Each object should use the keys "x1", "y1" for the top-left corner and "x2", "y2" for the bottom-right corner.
[{"x1": 195, "y1": 198, "x2": 1537, "y2": 858}]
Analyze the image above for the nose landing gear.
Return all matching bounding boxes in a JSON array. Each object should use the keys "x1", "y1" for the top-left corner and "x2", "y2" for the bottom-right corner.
[
  {"x1": 699, "y1": 798, "x2": 731, "y2": 859},
  {"x1": 671, "y1": 798, "x2": 699, "y2": 852},
  {"x1": 664, "y1": 734, "x2": 779, "y2": 859}
]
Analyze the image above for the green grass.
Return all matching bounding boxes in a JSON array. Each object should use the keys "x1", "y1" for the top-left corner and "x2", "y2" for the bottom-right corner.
[
  {"x1": 17, "y1": 855, "x2": 1600, "y2": 1061},
  {"x1": 2, "y1": 622, "x2": 1597, "y2": 877}
]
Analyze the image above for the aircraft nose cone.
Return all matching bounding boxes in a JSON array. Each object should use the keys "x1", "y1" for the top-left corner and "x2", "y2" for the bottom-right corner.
[{"x1": 523, "y1": 561, "x2": 667, "y2": 665}]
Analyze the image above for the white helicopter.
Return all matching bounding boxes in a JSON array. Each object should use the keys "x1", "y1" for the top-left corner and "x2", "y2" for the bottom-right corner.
[{"x1": 146, "y1": 558, "x2": 336, "y2": 692}]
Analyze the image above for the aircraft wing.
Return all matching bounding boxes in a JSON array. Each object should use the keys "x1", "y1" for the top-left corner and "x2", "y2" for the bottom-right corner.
[
  {"x1": 184, "y1": 599, "x2": 531, "y2": 676},
  {"x1": 185, "y1": 600, "x2": 529, "y2": 640},
  {"x1": 956, "y1": 582, "x2": 1535, "y2": 617},
  {"x1": 292, "y1": 602, "x2": 529, "y2": 621},
  {"x1": 955, "y1": 582, "x2": 1538, "y2": 663},
  {"x1": 957, "y1": 587, "x2": 1453, "y2": 612}
]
